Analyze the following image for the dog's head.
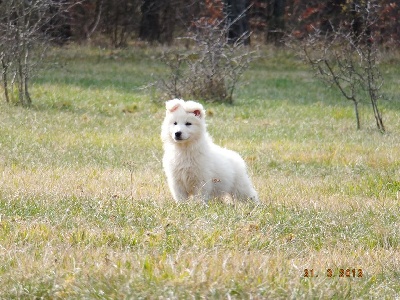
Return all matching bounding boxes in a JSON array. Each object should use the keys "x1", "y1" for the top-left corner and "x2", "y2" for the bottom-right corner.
[{"x1": 161, "y1": 99, "x2": 206, "y2": 144}]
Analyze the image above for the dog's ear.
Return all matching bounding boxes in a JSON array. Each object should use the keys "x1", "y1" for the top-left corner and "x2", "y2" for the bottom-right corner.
[
  {"x1": 193, "y1": 110, "x2": 201, "y2": 117},
  {"x1": 185, "y1": 101, "x2": 205, "y2": 118},
  {"x1": 165, "y1": 99, "x2": 183, "y2": 113}
]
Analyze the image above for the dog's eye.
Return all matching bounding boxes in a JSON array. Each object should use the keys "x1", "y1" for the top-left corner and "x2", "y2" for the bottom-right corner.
[
  {"x1": 173, "y1": 122, "x2": 177, "y2": 125},
  {"x1": 185, "y1": 122, "x2": 192, "y2": 126}
]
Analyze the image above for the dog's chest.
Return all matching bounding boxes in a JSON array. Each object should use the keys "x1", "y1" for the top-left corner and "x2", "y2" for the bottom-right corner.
[{"x1": 171, "y1": 151, "x2": 207, "y2": 192}]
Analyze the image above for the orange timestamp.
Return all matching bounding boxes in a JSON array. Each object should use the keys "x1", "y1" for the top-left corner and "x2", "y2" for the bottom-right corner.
[{"x1": 303, "y1": 268, "x2": 363, "y2": 278}]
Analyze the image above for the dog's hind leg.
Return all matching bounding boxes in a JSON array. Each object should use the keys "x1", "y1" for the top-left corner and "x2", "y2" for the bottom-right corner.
[{"x1": 234, "y1": 176, "x2": 259, "y2": 203}]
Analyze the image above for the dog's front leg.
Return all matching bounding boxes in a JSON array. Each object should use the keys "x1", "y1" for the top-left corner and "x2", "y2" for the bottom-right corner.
[{"x1": 168, "y1": 180, "x2": 189, "y2": 202}]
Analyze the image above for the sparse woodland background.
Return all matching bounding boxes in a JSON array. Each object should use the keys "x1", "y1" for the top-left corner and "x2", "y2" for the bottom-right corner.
[
  {"x1": 45, "y1": 0, "x2": 400, "y2": 47},
  {"x1": 1, "y1": 0, "x2": 399, "y2": 129}
]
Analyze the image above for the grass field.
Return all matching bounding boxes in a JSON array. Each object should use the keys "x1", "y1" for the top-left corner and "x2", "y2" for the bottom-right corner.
[{"x1": 0, "y1": 45, "x2": 399, "y2": 299}]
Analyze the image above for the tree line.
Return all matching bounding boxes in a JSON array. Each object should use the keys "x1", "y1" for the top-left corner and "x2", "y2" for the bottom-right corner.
[
  {"x1": 52, "y1": 0, "x2": 399, "y2": 47},
  {"x1": 0, "y1": 0, "x2": 397, "y2": 131}
]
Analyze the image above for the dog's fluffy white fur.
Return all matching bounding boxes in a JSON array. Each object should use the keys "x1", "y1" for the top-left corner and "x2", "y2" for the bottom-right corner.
[{"x1": 161, "y1": 99, "x2": 258, "y2": 203}]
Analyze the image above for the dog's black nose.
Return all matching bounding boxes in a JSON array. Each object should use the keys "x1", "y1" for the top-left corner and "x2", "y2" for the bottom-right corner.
[{"x1": 175, "y1": 131, "x2": 182, "y2": 139}]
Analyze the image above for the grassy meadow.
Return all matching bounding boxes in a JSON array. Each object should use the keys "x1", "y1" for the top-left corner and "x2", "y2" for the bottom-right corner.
[{"x1": 0, "y1": 45, "x2": 399, "y2": 299}]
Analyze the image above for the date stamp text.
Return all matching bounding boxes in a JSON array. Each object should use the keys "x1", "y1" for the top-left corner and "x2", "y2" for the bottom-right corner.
[{"x1": 303, "y1": 268, "x2": 363, "y2": 278}]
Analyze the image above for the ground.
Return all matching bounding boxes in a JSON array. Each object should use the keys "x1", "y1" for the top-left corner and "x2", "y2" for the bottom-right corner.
[{"x1": 0, "y1": 46, "x2": 399, "y2": 299}]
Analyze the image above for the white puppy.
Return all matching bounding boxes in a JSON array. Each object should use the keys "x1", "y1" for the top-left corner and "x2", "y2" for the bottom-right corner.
[{"x1": 161, "y1": 99, "x2": 259, "y2": 203}]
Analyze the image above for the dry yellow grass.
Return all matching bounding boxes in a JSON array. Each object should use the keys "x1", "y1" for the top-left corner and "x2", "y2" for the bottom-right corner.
[{"x1": 0, "y1": 46, "x2": 399, "y2": 298}]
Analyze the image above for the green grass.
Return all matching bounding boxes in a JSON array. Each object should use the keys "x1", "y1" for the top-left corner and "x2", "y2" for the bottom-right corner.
[{"x1": 0, "y1": 45, "x2": 399, "y2": 299}]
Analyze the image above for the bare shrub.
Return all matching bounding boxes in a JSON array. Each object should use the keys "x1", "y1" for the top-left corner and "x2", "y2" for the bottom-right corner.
[
  {"x1": 288, "y1": 0, "x2": 386, "y2": 132},
  {"x1": 0, "y1": 0, "x2": 72, "y2": 106},
  {"x1": 158, "y1": 16, "x2": 256, "y2": 103}
]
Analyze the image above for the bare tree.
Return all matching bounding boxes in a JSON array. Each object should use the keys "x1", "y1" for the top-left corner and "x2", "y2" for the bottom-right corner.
[
  {"x1": 289, "y1": 0, "x2": 385, "y2": 132},
  {"x1": 159, "y1": 12, "x2": 256, "y2": 103},
  {"x1": 69, "y1": 0, "x2": 103, "y2": 42},
  {"x1": 102, "y1": 0, "x2": 140, "y2": 48},
  {"x1": 0, "y1": 0, "x2": 73, "y2": 106}
]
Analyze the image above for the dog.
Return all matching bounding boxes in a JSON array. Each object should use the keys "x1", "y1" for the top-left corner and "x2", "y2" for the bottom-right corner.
[{"x1": 161, "y1": 99, "x2": 259, "y2": 203}]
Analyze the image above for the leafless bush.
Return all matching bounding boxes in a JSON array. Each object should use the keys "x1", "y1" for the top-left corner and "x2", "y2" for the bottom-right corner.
[
  {"x1": 0, "y1": 0, "x2": 73, "y2": 106},
  {"x1": 288, "y1": 1, "x2": 385, "y2": 132},
  {"x1": 158, "y1": 16, "x2": 256, "y2": 103}
]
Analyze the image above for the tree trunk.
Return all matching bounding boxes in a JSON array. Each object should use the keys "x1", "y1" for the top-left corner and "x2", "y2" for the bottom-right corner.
[
  {"x1": 160, "y1": 1, "x2": 175, "y2": 45},
  {"x1": 139, "y1": 0, "x2": 161, "y2": 43},
  {"x1": 353, "y1": 100, "x2": 361, "y2": 130},
  {"x1": 224, "y1": 0, "x2": 250, "y2": 45},
  {"x1": 1, "y1": 58, "x2": 10, "y2": 103},
  {"x1": 266, "y1": 0, "x2": 286, "y2": 46}
]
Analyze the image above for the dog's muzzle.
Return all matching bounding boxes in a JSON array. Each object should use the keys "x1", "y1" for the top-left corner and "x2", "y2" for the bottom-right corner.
[{"x1": 174, "y1": 131, "x2": 183, "y2": 140}]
